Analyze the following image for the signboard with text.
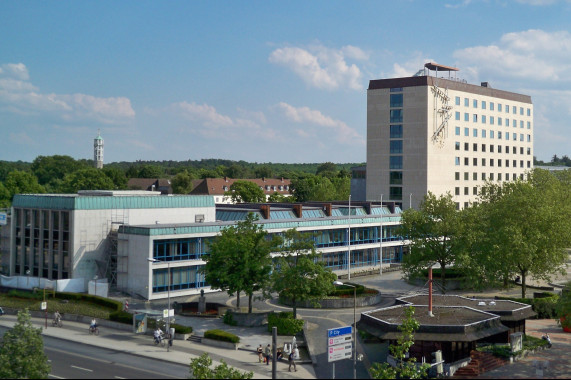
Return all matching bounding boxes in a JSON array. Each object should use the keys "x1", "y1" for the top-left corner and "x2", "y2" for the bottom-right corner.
[
  {"x1": 327, "y1": 326, "x2": 353, "y2": 362},
  {"x1": 0, "y1": 212, "x2": 6, "y2": 226}
]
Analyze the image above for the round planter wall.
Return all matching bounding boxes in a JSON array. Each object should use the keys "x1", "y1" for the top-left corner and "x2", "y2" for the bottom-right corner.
[{"x1": 280, "y1": 291, "x2": 382, "y2": 309}]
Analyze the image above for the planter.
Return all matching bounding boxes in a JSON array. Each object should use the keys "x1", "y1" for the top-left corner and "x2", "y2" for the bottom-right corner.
[
  {"x1": 560, "y1": 317, "x2": 571, "y2": 333},
  {"x1": 201, "y1": 337, "x2": 239, "y2": 350}
]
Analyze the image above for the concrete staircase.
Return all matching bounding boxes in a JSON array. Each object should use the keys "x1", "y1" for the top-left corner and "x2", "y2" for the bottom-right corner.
[
  {"x1": 187, "y1": 335, "x2": 202, "y2": 343},
  {"x1": 452, "y1": 350, "x2": 506, "y2": 378}
]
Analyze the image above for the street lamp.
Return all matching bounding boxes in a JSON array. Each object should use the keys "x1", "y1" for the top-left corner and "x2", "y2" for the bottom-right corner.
[
  {"x1": 333, "y1": 281, "x2": 357, "y2": 380},
  {"x1": 379, "y1": 195, "x2": 383, "y2": 276},
  {"x1": 347, "y1": 195, "x2": 351, "y2": 280},
  {"x1": 148, "y1": 257, "x2": 171, "y2": 352},
  {"x1": 93, "y1": 275, "x2": 98, "y2": 297},
  {"x1": 26, "y1": 269, "x2": 30, "y2": 288}
]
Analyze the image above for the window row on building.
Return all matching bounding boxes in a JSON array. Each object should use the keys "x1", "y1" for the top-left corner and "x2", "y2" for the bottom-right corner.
[
  {"x1": 454, "y1": 157, "x2": 531, "y2": 168},
  {"x1": 455, "y1": 171, "x2": 528, "y2": 181},
  {"x1": 454, "y1": 127, "x2": 532, "y2": 142},
  {"x1": 455, "y1": 142, "x2": 531, "y2": 155},
  {"x1": 389, "y1": 89, "x2": 404, "y2": 200},
  {"x1": 454, "y1": 97, "x2": 531, "y2": 117},
  {"x1": 454, "y1": 112, "x2": 531, "y2": 129}
]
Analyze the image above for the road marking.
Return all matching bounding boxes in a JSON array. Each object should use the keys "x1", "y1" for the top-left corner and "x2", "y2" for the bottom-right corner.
[
  {"x1": 71, "y1": 365, "x2": 93, "y2": 372},
  {"x1": 48, "y1": 375, "x2": 65, "y2": 379},
  {"x1": 115, "y1": 377, "x2": 126, "y2": 379}
]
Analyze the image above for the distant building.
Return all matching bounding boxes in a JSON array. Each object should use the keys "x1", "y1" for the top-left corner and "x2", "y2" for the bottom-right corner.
[
  {"x1": 190, "y1": 177, "x2": 291, "y2": 204},
  {"x1": 127, "y1": 178, "x2": 172, "y2": 194},
  {"x1": 94, "y1": 130, "x2": 104, "y2": 169},
  {"x1": 366, "y1": 62, "x2": 534, "y2": 209},
  {"x1": 350, "y1": 165, "x2": 366, "y2": 201}
]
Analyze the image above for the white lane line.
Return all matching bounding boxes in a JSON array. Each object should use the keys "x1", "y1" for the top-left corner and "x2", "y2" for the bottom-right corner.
[
  {"x1": 70, "y1": 365, "x2": 93, "y2": 372},
  {"x1": 48, "y1": 375, "x2": 65, "y2": 379},
  {"x1": 115, "y1": 377, "x2": 126, "y2": 379}
]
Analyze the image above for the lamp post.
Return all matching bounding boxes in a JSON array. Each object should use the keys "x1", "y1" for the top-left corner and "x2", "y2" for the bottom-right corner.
[
  {"x1": 148, "y1": 258, "x2": 171, "y2": 352},
  {"x1": 347, "y1": 195, "x2": 351, "y2": 280},
  {"x1": 379, "y1": 195, "x2": 383, "y2": 276},
  {"x1": 93, "y1": 275, "x2": 98, "y2": 297},
  {"x1": 26, "y1": 269, "x2": 30, "y2": 288},
  {"x1": 333, "y1": 281, "x2": 356, "y2": 380}
]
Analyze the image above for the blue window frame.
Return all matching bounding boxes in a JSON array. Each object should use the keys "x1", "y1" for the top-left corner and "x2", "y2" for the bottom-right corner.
[
  {"x1": 498, "y1": 117, "x2": 502, "y2": 126},
  {"x1": 455, "y1": 126, "x2": 460, "y2": 136},
  {"x1": 390, "y1": 109, "x2": 403, "y2": 123},
  {"x1": 455, "y1": 111, "x2": 460, "y2": 121},
  {"x1": 464, "y1": 98, "x2": 469, "y2": 107},
  {"x1": 455, "y1": 96, "x2": 460, "y2": 105},
  {"x1": 152, "y1": 265, "x2": 206, "y2": 293},
  {"x1": 464, "y1": 127, "x2": 469, "y2": 136},
  {"x1": 390, "y1": 125, "x2": 403, "y2": 138},
  {"x1": 389, "y1": 156, "x2": 403, "y2": 169},
  {"x1": 498, "y1": 104, "x2": 502, "y2": 112},
  {"x1": 490, "y1": 116, "x2": 494, "y2": 125},
  {"x1": 390, "y1": 94, "x2": 403, "y2": 108},
  {"x1": 473, "y1": 99, "x2": 478, "y2": 108},
  {"x1": 464, "y1": 113, "x2": 469, "y2": 122},
  {"x1": 482, "y1": 101, "x2": 486, "y2": 110},
  {"x1": 482, "y1": 115, "x2": 486, "y2": 124},
  {"x1": 390, "y1": 140, "x2": 403, "y2": 154},
  {"x1": 490, "y1": 102, "x2": 495, "y2": 111}
]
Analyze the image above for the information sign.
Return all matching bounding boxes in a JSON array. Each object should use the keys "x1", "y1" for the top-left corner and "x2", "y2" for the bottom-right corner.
[
  {"x1": 41, "y1": 302, "x2": 47, "y2": 310},
  {"x1": 163, "y1": 309, "x2": 174, "y2": 318},
  {"x1": 328, "y1": 326, "x2": 352, "y2": 339},
  {"x1": 328, "y1": 342, "x2": 352, "y2": 362},
  {"x1": 329, "y1": 334, "x2": 352, "y2": 346},
  {"x1": 0, "y1": 212, "x2": 6, "y2": 226}
]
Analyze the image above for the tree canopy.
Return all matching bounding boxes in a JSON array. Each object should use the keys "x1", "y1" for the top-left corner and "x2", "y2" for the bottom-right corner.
[
  {"x1": 203, "y1": 213, "x2": 279, "y2": 313},
  {"x1": 271, "y1": 229, "x2": 336, "y2": 318},
  {"x1": 189, "y1": 352, "x2": 253, "y2": 379},
  {"x1": 398, "y1": 192, "x2": 465, "y2": 292},
  {"x1": 0, "y1": 309, "x2": 51, "y2": 379},
  {"x1": 226, "y1": 180, "x2": 266, "y2": 203}
]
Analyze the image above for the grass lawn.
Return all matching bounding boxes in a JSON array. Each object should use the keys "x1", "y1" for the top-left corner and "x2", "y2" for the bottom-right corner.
[{"x1": 0, "y1": 294, "x2": 115, "y2": 319}]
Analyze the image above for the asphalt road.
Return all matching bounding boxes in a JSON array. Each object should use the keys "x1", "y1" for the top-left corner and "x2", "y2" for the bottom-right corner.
[{"x1": 0, "y1": 326, "x2": 189, "y2": 379}]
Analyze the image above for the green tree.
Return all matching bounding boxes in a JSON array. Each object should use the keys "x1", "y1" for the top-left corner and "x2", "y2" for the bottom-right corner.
[
  {"x1": 254, "y1": 165, "x2": 273, "y2": 179},
  {"x1": 171, "y1": 170, "x2": 195, "y2": 194},
  {"x1": 271, "y1": 229, "x2": 336, "y2": 319},
  {"x1": 31, "y1": 155, "x2": 86, "y2": 190},
  {"x1": 290, "y1": 175, "x2": 340, "y2": 202},
  {"x1": 102, "y1": 167, "x2": 128, "y2": 190},
  {"x1": 226, "y1": 181, "x2": 266, "y2": 203},
  {"x1": 136, "y1": 164, "x2": 163, "y2": 178},
  {"x1": 398, "y1": 192, "x2": 465, "y2": 293},
  {"x1": 472, "y1": 169, "x2": 571, "y2": 298},
  {"x1": 370, "y1": 306, "x2": 430, "y2": 379},
  {"x1": 0, "y1": 182, "x2": 11, "y2": 208},
  {"x1": 189, "y1": 352, "x2": 253, "y2": 379},
  {"x1": 0, "y1": 309, "x2": 51, "y2": 379},
  {"x1": 204, "y1": 213, "x2": 278, "y2": 313},
  {"x1": 267, "y1": 192, "x2": 290, "y2": 203},
  {"x1": 316, "y1": 162, "x2": 337, "y2": 178},
  {"x1": 4, "y1": 170, "x2": 46, "y2": 199},
  {"x1": 61, "y1": 168, "x2": 115, "y2": 193}
]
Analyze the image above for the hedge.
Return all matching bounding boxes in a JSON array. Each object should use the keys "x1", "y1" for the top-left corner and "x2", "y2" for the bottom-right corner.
[
  {"x1": 204, "y1": 329, "x2": 240, "y2": 343},
  {"x1": 420, "y1": 268, "x2": 466, "y2": 279},
  {"x1": 495, "y1": 293, "x2": 559, "y2": 319},
  {"x1": 328, "y1": 283, "x2": 366, "y2": 297},
  {"x1": 146, "y1": 317, "x2": 193, "y2": 334},
  {"x1": 267, "y1": 312, "x2": 304, "y2": 335},
  {"x1": 7, "y1": 289, "x2": 123, "y2": 312}
]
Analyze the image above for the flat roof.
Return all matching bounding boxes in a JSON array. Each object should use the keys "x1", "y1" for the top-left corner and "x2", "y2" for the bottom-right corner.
[{"x1": 424, "y1": 62, "x2": 459, "y2": 72}]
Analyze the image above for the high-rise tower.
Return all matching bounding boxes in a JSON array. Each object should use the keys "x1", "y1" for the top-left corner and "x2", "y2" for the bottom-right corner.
[
  {"x1": 366, "y1": 62, "x2": 533, "y2": 210},
  {"x1": 94, "y1": 130, "x2": 104, "y2": 169}
]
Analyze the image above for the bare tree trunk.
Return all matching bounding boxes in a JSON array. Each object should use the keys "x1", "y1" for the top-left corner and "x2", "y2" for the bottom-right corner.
[
  {"x1": 293, "y1": 297, "x2": 297, "y2": 320},
  {"x1": 440, "y1": 263, "x2": 447, "y2": 294},
  {"x1": 236, "y1": 291, "x2": 240, "y2": 308},
  {"x1": 248, "y1": 293, "x2": 253, "y2": 314}
]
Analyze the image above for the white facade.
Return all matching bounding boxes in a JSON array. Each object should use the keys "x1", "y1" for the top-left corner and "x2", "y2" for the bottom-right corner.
[{"x1": 366, "y1": 72, "x2": 533, "y2": 209}]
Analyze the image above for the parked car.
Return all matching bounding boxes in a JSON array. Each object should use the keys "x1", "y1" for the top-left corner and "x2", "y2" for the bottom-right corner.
[{"x1": 0, "y1": 307, "x2": 4, "y2": 316}]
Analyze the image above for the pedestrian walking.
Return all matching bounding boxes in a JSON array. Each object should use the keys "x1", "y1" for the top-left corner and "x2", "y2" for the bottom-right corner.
[
  {"x1": 288, "y1": 351, "x2": 297, "y2": 372},
  {"x1": 257, "y1": 344, "x2": 263, "y2": 363},
  {"x1": 264, "y1": 344, "x2": 271, "y2": 365}
]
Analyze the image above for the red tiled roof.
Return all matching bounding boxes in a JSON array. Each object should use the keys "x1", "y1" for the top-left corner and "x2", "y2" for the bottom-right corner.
[{"x1": 190, "y1": 178, "x2": 291, "y2": 196}]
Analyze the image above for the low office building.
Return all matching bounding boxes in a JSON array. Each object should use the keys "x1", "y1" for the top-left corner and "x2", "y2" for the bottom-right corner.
[{"x1": 9, "y1": 191, "x2": 407, "y2": 300}]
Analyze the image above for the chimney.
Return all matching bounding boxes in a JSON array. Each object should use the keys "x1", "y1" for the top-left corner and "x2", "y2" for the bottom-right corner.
[
  {"x1": 293, "y1": 204, "x2": 302, "y2": 218},
  {"x1": 260, "y1": 204, "x2": 271, "y2": 219},
  {"x1": 323, "y1": 203, "x2": 332, "y2": 216}
]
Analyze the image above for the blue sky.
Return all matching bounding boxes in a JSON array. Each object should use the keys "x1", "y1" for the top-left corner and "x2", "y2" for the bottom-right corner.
[{"x1": 1, "y1": 0, "x2": 571, "y2": 164}]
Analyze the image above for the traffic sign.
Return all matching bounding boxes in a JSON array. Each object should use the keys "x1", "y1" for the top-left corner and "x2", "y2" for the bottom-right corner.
[
  {"x1": 41, "y1": 302, "x2": 47, "y2": 310},
  {"x1": 328, "y1": 326, "x2": 352, "y2": 339},
  {"x1": 163, "y1": 309, "x2": 174, "y2": 318},
  {"x1": 328, "y1": 342, "x2": 352, "y2": 362}
]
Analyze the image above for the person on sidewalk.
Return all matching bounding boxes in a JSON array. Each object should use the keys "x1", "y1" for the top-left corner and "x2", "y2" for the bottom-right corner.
[
  {"x1": 288, "y1": 351, "x2": 297, "y2": 372},
  {"x1": 264, "y1": 344, "x2": 271, "y2": 365},
  {"x1": 257, "y1": 344, "x2": 263, "y2": 363}
]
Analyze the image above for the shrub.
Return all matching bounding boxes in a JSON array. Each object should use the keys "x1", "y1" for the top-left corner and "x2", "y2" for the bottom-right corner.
[
  {"x1": 171, "y1": 323, "x2": 193, "y2": 334},
  {"x1": 223, "y1": 310, "x2": 238, "y2": 326},
  {"x1": 328, "y1": 283, "x2": 366, "y2": 297},
  {"x1": 420, "y1": 268, "x2": 465, "y2": 279},
  {"x1": 109, "y1": 311, "x2": 133, "y2": 324},
  {"x1": 204, "y1": 329, "x2": 239, "y2": 343},
  {"x1": 267, "y1": 312, "x2": 304, "y2": 335},
  {"x1": 495, "y1": 294, "x2": 559, "y2": 319}
]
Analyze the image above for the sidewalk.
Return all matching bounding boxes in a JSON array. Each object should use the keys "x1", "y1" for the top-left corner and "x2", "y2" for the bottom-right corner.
[{"x1": 0, "y1": 314, "x2": 316, "y2": 379}]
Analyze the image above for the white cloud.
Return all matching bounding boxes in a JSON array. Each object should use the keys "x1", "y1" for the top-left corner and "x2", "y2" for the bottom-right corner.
[
  {"x1": 269, "y1": 44, "x2": 365, "y2": 90},
  {"x1": 0, "y1": 62, "x2": 135, "y2": 123},
  {"x1": 276, "y1": 102, "x2": 364, "y2": 145},
  {"x1": 453, "y1": 29, "x2": 571, "y2": 82},
  {"x1": 391, "y1": 54, "x2": 435, "y2": 78},
  {"x1": 9, "y1": 131, "x2": 37, "y2": 146}
]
